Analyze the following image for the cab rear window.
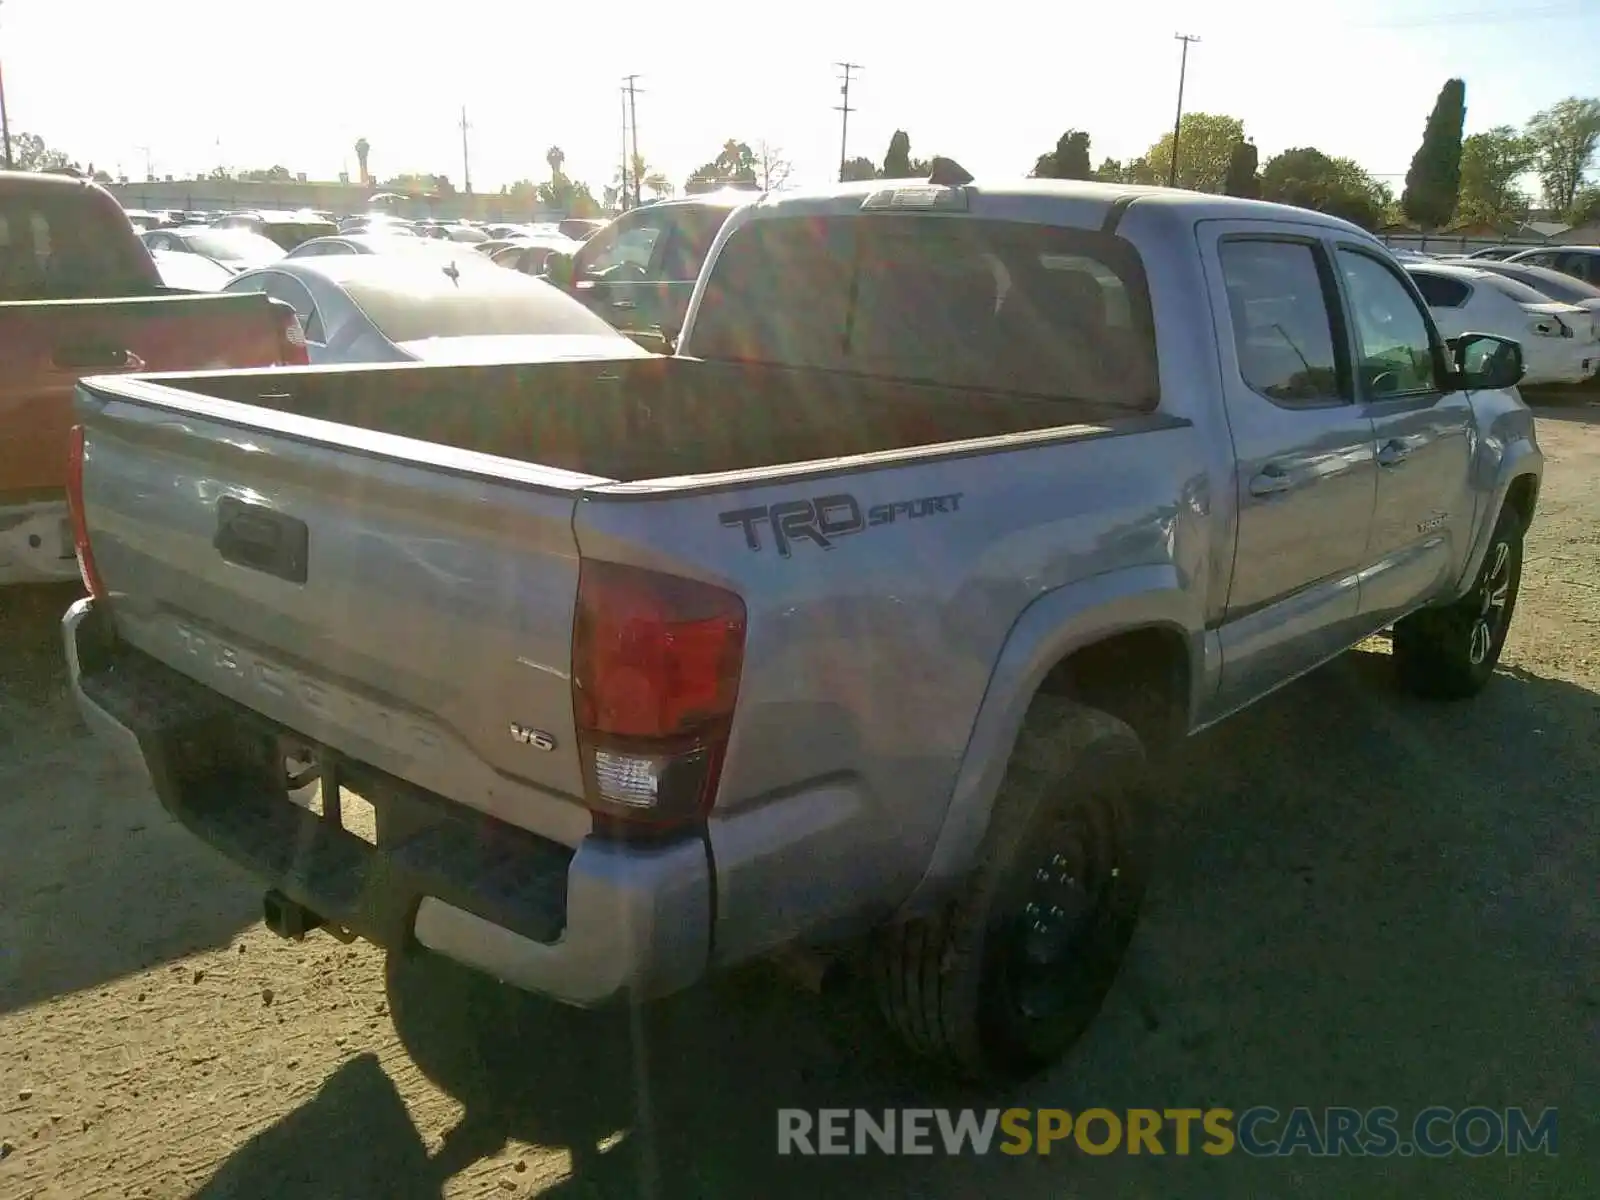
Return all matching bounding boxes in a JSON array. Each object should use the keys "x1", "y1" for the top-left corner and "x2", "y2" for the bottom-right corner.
[
  {"x1": 690, "y1": 214, "x2": 1159, "y2": 409},
  {"x1": 0, "y1": 186, "x2": 156, "y2": 300}
]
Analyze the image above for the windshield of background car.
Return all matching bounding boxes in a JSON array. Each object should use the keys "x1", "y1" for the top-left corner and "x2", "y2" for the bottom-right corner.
[
  {"x1": 689, "y1": 213, "x2": 1160, "y2": 408},
  {"x1": 182, "y1": 229, "x2": 283, "y2": 263},
  {"x1": 342, "y1": 270, "x2": 625, "y2": 343}
]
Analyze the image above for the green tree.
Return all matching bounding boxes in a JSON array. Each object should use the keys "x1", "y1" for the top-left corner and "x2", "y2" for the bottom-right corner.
[
  {"x1": 1142, "y1": 113, "x2": 1246, "y2": 192},
  {"x1": 684, "y1": 140, "x2": 757, "y2": 193},
  {"x1": 1223, "y1": 139, "x2": 1261, "y2": 198},
  {"x1": 1400, "y1": 78, "x2": 1467, "y2": 227},
  {"x1": 1094, "y1": 157, "x2": 1125, "y2": 182},
  {"x1": 882, "y1": 129, "x2": 914, "y2": 178},
  {"x1": 840, "y1": 155, "x2": 877, "y2": 182},
  {"x1": 236, "y1": 165, "x2": 293, "y2": 183},
  {"x1": 1032, "y1": 130, "x2": 1092, "y2": 180},
  {"x1": 1567, "y1": 187, "x2": 1600, "y2": 225},
  {"x1": 1453, "y1": 126, "x2": 1534, "y2": 226},
  {"x1": 1525, "y1": 97, "x2": 1600, "y2": 215},
  {"x1": 10, "y1": 131, "x2": 75, "y2": 172},
  {"x1": 1260, "y1": 147, "x2": 1387, "y2": 230}
]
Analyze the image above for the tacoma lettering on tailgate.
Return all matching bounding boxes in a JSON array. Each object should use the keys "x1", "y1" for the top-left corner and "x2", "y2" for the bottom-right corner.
[{"x1": 719, "y1": 491, "x2": 963, "y2": 557}]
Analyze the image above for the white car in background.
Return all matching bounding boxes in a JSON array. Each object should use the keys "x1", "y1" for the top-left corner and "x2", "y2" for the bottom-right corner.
[
  {"x1": 219, "y1": 255, "x2": 654, "y2": 366},
  {"x1": 1405, "y1": 262, "x2": 1599, "y2": 386}
]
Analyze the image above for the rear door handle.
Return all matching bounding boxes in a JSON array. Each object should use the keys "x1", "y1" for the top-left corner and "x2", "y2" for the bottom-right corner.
[
  {"x1": 1248, "y1": 464, "x2": 1294, "y2": 497},
  {"x1": 52, "y1": 344, "x2": 141, "y2": 371},
  {"x1": 1377, "y1": 439, "x2": 1411, "y2": 467}
]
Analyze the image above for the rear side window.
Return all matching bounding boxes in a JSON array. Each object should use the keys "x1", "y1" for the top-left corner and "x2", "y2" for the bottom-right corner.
[
  {"x1": 1482, "y1": 274, "x2": 1561, "y2": 305},
  {"x1": 1409, "y1": 271, "x2": 1472, "y2": 308},
  {"x1": 1218, "y1": 239, "x2": 1344, "y2": 405},
  {"x1": 690, "y1": 215, "x2": 1160, "y2": 408},
  {"x1": 0, "y1": 186, "x2": 156, "y2": 300}
]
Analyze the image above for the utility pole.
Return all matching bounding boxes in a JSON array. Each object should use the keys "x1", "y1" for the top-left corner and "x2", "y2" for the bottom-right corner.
[
  {"x1": 835, "y1": 62, "x2": 862, "y2": 182},
  {"x1": 1168, "y1": 34, "x2": 1200, "y2": 189},
  {"x1": 623, "y1": 74, "x2": 643, "y2": 207},
  {"x1": 459, "y1": 105, "x2": 472, "y2": 194},
  {"x1": 135, "y1": 145, "x2": 154, "y2": 180},
  {"x1": 618, "y1": 86, "x2": 630, "y2": 211},
  {"x1": 0, "y1": 2, "x2": 12, "y2": 169}
]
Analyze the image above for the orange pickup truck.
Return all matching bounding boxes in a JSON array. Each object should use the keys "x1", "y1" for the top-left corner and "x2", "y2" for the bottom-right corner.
[{"x1": 0, "y1": 171, "x2": 305, "y2": 587}]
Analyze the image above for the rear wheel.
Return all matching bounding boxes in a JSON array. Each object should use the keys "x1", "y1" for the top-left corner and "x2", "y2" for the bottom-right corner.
[
  {"x1": 873, "y1": 698, "x2": 1148, "y2": 1082},
  {"x1": 1393, "y1": 506, "x2": 1524, "y2": 700}
]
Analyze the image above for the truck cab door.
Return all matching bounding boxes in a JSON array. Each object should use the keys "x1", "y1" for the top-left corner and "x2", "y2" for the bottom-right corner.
[
  {"x1": 1201, "y1": 225, "x2": 1379, "y2": 716},
  {"x1": 1332, "y1": 244, "x2": 1476, "y2": 624}
]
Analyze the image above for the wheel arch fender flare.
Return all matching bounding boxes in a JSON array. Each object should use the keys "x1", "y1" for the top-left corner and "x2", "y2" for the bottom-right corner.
[{"x1": 892, "y1": 564, "x2": 1203, "y2": 920}]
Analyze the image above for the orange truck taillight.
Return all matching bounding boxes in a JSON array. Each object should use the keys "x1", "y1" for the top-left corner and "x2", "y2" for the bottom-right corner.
[
  {"x1": 66, "y1": 424, "x2": 107, "y2": 599},
  {"x1": 571, "y1": 560, "x2": 746, "y2": 836}
]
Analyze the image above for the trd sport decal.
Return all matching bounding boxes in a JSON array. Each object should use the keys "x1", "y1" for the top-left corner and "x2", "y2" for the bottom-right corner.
[{"x1": 719, "y1": 491, "x2": 963, "y2": 557}]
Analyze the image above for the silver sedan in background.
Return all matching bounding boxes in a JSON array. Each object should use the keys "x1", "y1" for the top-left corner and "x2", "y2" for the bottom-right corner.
[{"x1": 219, "y1": 255, "x2": 653, "y2": 365}]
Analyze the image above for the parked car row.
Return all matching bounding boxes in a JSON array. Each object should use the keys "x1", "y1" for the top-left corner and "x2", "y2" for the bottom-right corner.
[{"x1": 1391, "y1": 243, "x2": 1600, "y2": 388}]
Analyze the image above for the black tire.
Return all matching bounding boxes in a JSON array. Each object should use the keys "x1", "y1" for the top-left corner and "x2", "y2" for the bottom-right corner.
[
  {"x1": 1393, "y1": 506, "x2": 1524, "y2": 701},
  {"x1": 872, "y1": 697, "x2": 1148, "y2": 1082}
]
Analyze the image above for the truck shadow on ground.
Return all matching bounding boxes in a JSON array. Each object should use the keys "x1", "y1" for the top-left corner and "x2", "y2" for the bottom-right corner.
[
  {"x1": 189, "y1": 647, "x2": 1598, "y2": 1199},
  {"x1": 0, "y1": 584, "x2": 260, "y2": 1017},
  {"x1": 1529, "y1": 397, "x2": 1600, "y2": 425}
]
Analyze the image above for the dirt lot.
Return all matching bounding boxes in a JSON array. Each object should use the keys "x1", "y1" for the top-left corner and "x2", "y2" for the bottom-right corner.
[{"x1": 2, "y1": 407, "x2": 1597, "y2": 1199}]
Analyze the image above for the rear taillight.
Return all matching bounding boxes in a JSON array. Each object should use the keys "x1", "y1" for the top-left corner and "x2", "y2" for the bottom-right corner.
[
  {"x1": 571, "y1": 560, "x2": 746, "y2": 834},
  {"x1": 66, "y1": 424, "x2": 107, "y2": 599}
]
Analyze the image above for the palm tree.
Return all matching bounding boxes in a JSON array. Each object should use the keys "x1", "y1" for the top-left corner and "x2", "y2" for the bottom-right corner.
[
  {"x1": 354, "y1": 137, "x2": 370, "y2": 184},
  {"x1": 546, "y1": 146, "x2": 565, "y2": 179},
  {"x1": 631, "y1": 152, "x2": 672, "y2": 199}
]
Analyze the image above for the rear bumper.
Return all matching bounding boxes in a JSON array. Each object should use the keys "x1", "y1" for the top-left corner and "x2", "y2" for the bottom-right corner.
[
  {"x1": 62, "y1": 597, "x2": 712, "y2": 1007},
  {"x1": 0, "y1": 498, "x2": 78, "y2": 586}
]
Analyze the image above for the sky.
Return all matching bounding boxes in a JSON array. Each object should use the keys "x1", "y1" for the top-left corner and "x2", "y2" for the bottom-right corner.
[{"x1": 3, "y1": 0, "x2": 1599, "y2": 197}]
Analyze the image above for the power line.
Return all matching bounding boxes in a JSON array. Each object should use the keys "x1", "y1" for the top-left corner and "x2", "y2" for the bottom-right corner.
[
  {"x1": 1168, "y1": 34, "x2": 1200, "y2": 189},
  {"x1": 1352, "y1": 2, "x2": 1588, "y2": 28},
  {"x1": 836, "y1": 62, "x2": 862, "y2": 182}
]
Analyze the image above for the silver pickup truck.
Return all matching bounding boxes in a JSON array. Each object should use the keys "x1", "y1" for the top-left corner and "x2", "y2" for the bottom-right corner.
[{"x1": 63, "y1": 171, "x2": 1542, "y2": 1082}]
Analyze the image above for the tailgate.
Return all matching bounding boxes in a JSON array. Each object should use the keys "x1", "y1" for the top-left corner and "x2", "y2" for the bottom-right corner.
[
  {"x1": 76, "y1": 379, "x2": 594, "y2": 846},
  {"x1": 0, "y1": 293, "x2": 285, "y2": 496}
]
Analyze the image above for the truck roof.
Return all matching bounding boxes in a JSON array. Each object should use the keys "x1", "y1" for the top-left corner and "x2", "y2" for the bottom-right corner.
[{"x1": 737, "y1": 177, "x2": 1375, "y2": 240}]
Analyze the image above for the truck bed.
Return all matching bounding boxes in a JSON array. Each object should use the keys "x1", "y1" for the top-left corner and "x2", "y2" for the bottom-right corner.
[
  {"x1": 73, "y1": 354, "x2": 1171, "y2": 849},
  {"x1": 125, "y1": 356, "x2": 1145, "y2": 483}
]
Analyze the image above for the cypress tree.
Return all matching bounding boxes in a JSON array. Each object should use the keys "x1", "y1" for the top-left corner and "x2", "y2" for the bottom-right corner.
[{"x1": 1401, "y1": 79, "x2": 1467, "y2": 228}]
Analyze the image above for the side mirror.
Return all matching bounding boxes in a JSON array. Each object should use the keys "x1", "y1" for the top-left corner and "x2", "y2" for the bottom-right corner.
[{"x1": 1447, "y1": 332, "x2": 1524, "y2": 391}]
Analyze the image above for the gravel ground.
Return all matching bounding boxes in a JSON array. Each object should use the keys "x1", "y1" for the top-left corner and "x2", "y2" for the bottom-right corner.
[{"x1": 1, "y1": 407, "x2": 1596, "y2": 1199}]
